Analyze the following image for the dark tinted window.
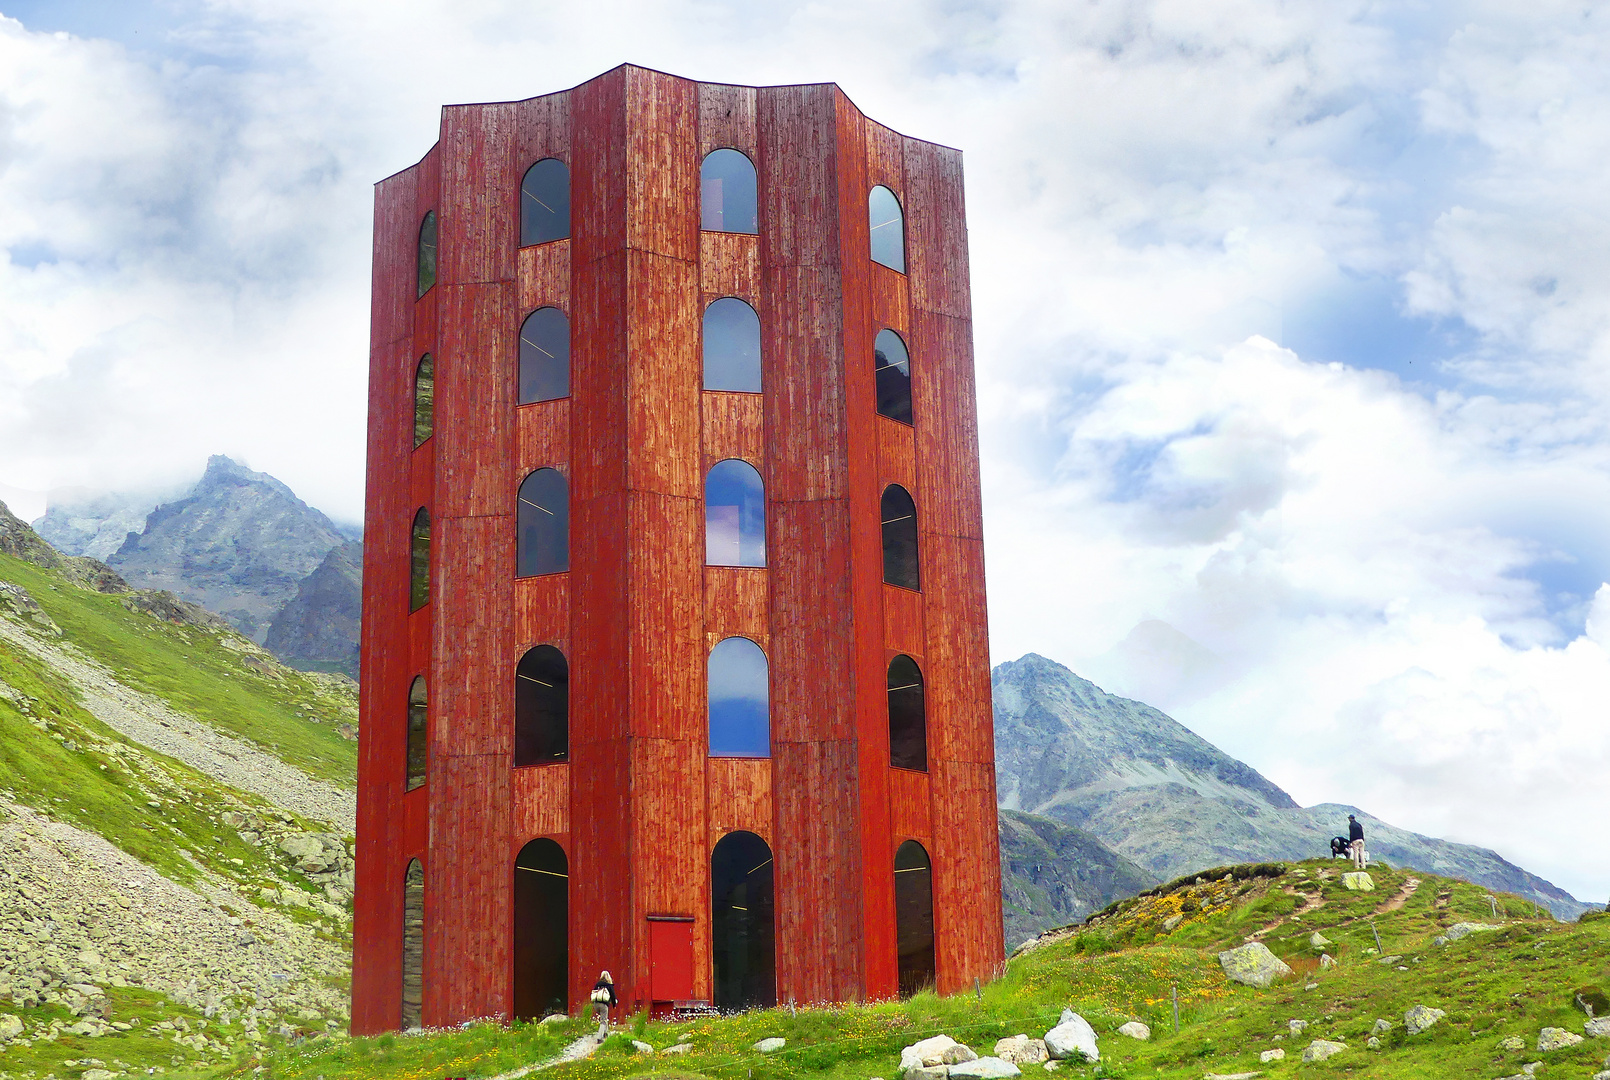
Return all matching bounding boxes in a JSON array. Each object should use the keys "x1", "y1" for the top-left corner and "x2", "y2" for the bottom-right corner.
[
  {"x1": 894, "y1": 840, "x2": 934, "y2": 997},
  {"x1": 881, "y1": 485, "x2": 920, "y2": 591},
  {"x1": 521, "y1": 159, "x2": 571, "y2": 245},
  {"x1": 711, "y1": 830, "x2": 775, "y2": 1010},
  {"x1": 868, "y1": 186, "x2": 905, "y2": 273},
  {"x1": 875, "y1": 329, "x2": 912, "y2": 424},
  {"x1": 402, "y1": 859, "x2": 424, "y2": 1028},
  {"x1": 888, "y1": 655, "x2": 927, "y2": 772},
  {"x1": 513, "y1": 838, "x2": 568, "y2": 1021},
  {"x1": 417, "y1": 211, "x2": 437, "y2": 297},
  {"x1": 406, "y1": 676, "x2": 427, "y2": 791},
  {"x1": 520, "y1": 308, "x2": 570, "y2": 404},
  {"x1": 703, "y1": 297, "x2": 762, "y2": 392},
  {"x1": 414, "y1": 354, "x2": 435, "y2": 447},
  {"x1": 705, "y1": 459, "x2": 765, "y2": 567},
  {"x1": 701, "y1": 149, "x2": 758, "y2": 234},
  {"x1": 517, "y1": 469, "x2": 569, "y2": 577},
  {"x1": 709, "y1": 637, "x2": 769, "y2": 757},
  {"x1": 515, "y1": 645, "x2": 568, "y2": 766},
  {"x1": 410, "y1": 508, "x2": 431, "y2": 611}
]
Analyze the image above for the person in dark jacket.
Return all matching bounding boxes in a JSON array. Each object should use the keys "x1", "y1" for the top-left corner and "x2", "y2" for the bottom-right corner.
[
  {"x1": 1347, "y1": 814, "x2": 1366, "y2": 869},
  {"x1": 589, "y1": 970, "x2": 617, "y2": 1035}
]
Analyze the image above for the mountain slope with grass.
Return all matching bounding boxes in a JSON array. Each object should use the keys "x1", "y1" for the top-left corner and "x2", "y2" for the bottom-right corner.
[
  {"x1": 0, "y1": 501, "x2": 362, "y2": 1078},
  {"x1": 993, "y1": 653, "x2": 1589, "y2": 919},
  {"x1": 230, "y1": 860, "x2": 1609, "y2": 1080}
]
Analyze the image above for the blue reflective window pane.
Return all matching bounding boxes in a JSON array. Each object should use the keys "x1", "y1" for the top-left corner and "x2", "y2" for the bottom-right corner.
[
  {"x1": 874, "y1": 329, "x2": 912, "y2": 424},
  {"x1": 868, "y1": 186, "x2": 905, "y2": 273},
  {"x1": 517, "y1": 469, "x2": 569, "y2": 576},
  {"x1": 708, "y1": 637, "x2": 769, "y2": 757},
  {"x1": 705, "y1": 459, "x2": 765, "y2": 567},
  {"x1": 521, "y1": 159, "x2": 570, "y2": 245},
  {"x1": 703, "y1": 297, "x2": 762, "y2": 392},
  {"x1": 701, "y1": 149, "x2": 758, "y2": 234},
  {"x1": 520, "y1": 308, "x2": 570, "y2": 403}
]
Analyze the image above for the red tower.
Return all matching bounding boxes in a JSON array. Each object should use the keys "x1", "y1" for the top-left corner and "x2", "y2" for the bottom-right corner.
[{"x1": 353, "y1": 65, "x2": 1001, "y2": 1034}]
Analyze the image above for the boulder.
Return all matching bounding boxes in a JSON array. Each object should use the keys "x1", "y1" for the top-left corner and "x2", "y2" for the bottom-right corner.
[
  {"x1": 1341, "y1": 872, "x2": 1374, "y2": 891},
  {"x1": 1372, "y1": 1019, "x2": 1392, "y2": 1034},
  {"x1": 906, "y1": 1035, "x2": 963, "y2": 1067},
  {"x1": 1433, "y1": 922, "x2": 1499, "y2": 946},
  {"x1": 994, "y1": 1036, "x2": 1048, "y2": 1064},
  {"x1": 948, "y1": 1058, "x2": 1022, "y2": 1080},
  {"x1": 1163, "y1": 914, "x2": 1183, "y2": 931},
  {"x1": 941, "y1": 1045, "x2": 978, "y2": 1065},
  {"x1": 0, "y1": 1014, "x2": 22, "y2": 1041},
  {"x1": 1302, "y1": 1039, "x2": 1346, "y2": 1062},
  {"x1": 1319, "y1": 953, "x2": 1337, "y2": 969},
  {"x1": 1588, "y1": 1018, "x2": 1610, "y2": 1038},
  {"x1": 1044, "y1": 1010, "x2": 1099, "y2": 1062},
  {"x1": 1309, "y1": 932, "x2": 1332, "y2": 948},
  {"x1": 1260, "y1": 1048, "x2": 1285, "y2": 1062},
  {"x1": 1218, "y1": 942, "x2": 1294, "y2": 989},
  {"x1": 753, "y1": 1037, "x2": 786, "y2": 1053},
  {"x1": 1499, "y1": 1035, "x2": 1525, "y2": 1050},
  {"x1": 1539, "y1": 1028, "x2": 1583, "y2": 1052},
  {"x1": 1117, "y1": 1021, "x2": 1150, "y2": 1040},
  {"x1": 1405, "y1": 1005, "x2": 1446, "y2": 1035},
  {"x1": 632, "y1": 1040, "x2": 654, "y2": 1054},
  {"x1": 904, "y1": 1067, "x2": 947, "y2": 1080}
]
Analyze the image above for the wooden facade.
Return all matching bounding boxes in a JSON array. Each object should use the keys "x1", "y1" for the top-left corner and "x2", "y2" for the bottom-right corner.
[{"x1": 353, "y1": 65, "x2": 1001, "y2": 1034}]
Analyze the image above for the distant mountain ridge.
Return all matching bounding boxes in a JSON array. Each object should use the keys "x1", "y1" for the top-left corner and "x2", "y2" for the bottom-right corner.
[{"x1": 992, "y1": 653, "x2": 1588, "y2": 920}]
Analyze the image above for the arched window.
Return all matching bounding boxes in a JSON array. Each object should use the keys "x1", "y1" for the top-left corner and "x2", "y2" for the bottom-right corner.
[
  {"x1": 888, "y1": 655, "x2": 927, "y2": 772},
  {"x1": 521, "y1": 159, "x2": 571, "y2": 245},
  {"x1": 881, "y1": 485, "x2": 920, "y2": 591},
  {"x1": 701, "y1": 149, "x2": 758, "y2": 234},
  {"x1": 406, "y1": 676, "x2": 428, "y2": 791},
  {"x1": 417, "y1": 211, "x2": 437, "y2": 297},
  {"x1": 515, "y1": 645, "x2": 568, "y2": 766},
  {"x1": 401, "y1": 858, "x2": 424, "y2": 1029},
  {"x1": 413, "y1": 354, "x2": 435, "y2": 447},
  {"x1": 410, "y1": 508, "x2": 431, "y2": 611},
  {"x1": 519, "y1": 308, "x2": 570, "y2": 404},
  {"x1": 874, "y1": 330, "x2": 912, "y2": 425},
  {"x1": 708, "y1": 637, "x2": 769, "y2": 757},
  {"x1": 517, "y1": 469, "x2": 569, "y2": 577},
  {"x1": 711, "y1": 831, "x2": 775, "y2": 1011},
  {"x1": 513, "y1": 838, "x2": 568, "y2": 1021},
  {"x1": 705, "y1": 459, "x2": 765, "y2": 567},
  {"x1": 703, "y1": 297, "x2": 762, "y2": 392},
  {"x1": 868, "y1": 186, "x2": 905, "y2": 273},
  {"x1": 894, "y1": 840, "x2": 935, "y2": 997}
]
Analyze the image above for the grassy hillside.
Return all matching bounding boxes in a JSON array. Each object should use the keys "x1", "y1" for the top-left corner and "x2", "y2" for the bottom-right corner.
[{"x1": 134, "y1": 859, "x2": 1602, "y2": 1080}]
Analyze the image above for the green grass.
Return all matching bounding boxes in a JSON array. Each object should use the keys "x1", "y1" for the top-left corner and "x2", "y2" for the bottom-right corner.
[
  {"x1": 170, "y1": 860, "x2": 1607, "y2": 1080},
  {"x1": 0, "y1": 634, "x2": 325, "y2": 892},
  {"x1": 0, "y1": 552, "x2": 356, "y2": 785}
]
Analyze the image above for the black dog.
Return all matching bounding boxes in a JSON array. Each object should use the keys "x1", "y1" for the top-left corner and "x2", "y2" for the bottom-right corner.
[{"x1": 1329, "y1": 836, "x2": 1352, "y2": 858}]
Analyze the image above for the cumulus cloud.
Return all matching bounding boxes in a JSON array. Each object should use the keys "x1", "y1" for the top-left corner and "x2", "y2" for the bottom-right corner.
[{"x1": 1, "y1": 1, "x2": 1608, "y2": 899}]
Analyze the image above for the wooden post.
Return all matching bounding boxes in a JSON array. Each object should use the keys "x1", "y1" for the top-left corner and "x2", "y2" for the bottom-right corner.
[
  {"x1": 1370, "y1": 919, "x2": 1383, "y2": 953},
  {"x1": 1172, "y1": 983, "x2": 1179, "y2": 1034}
]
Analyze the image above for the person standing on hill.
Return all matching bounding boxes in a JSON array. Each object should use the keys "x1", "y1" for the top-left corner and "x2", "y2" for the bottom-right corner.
[{"x1": 1347, "y1": 814, "x2": 1366, "y2": 869}]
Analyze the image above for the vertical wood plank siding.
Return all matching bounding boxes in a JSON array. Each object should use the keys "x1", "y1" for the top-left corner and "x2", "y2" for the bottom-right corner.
[{"x1": 356, "y1": 66, "x2": 999, "y2": 1031}]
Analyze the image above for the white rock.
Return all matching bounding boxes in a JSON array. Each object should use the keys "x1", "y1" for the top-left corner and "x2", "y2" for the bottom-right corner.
[
  {"x1": 753, "y1": 1037, "x2": 786, "y2": 1053},
  {"x1": 1117, "y1": 1021, "x2": 1150, "y2": 1041},
  {"x1": 1341, "y1": 872, "x2": 1374, "y2": 891},
  {"x1": 1289, "y1": 1019, "x2": 1308, "y2": 1035},
  {"x1": 1433, "y1": 922, "x2": 1499, "y2": 946},
  {"x1": 1539, "y1": 1028, "x2": 1583, "y2": 1052},
  {"x1": 904, "y1": 1067, "x2": 948, "y2": 1080},
  {"x1": 1366, "y1": 1036, "x2": 1381, "y2": 1049},
  {"x1": 83, "y1": 1071, "x2": 117, "y2": 1080},
  {"x1": 1587, "y1": 1017, "x2": 1610, "y2": 1038},
  {"x1": 0, "y1": 1015, "x2": 22, "y2": 1041},
  {"x1": 994, "y1": 1035, "x2": 1048, "y2": 1064},
  {"x1": 1309, "y1": 932, "x2": 1332, "y2": 948},
  {"x1": 1163, "y1": 914, "x2": 1183, "y2": 931},
  {"x1": 948, "y1": 1058, "x2": 1021, "y2": 1080},
  {"x1": 632, "y1": 1039, "x2": 654, "y2": 1053},
  {"x1": 906, "y1": 1035, "x2": 963, "y2": 1067},
  {"x1": 1044, "y1": 1010, "x2": 1099, "y2": 1062},
  {"x1": 941, "y1": 1044, "x2": 978, "y2": 1065},
  {"x1": 1260, "y1": 1048, "x2": 1285, "y2": 1062},
  {"x1": 661, "y1": 1043, "x2": 692, "y2": 1054},
  {"x1": 1043, "y1": 1061, "x2": 1060, "y2": 1072},
  {"x1": 1319, "y1": 953, "x2": 1336, "y2": 969},
  {"x1": 1218, "y1": 942, "x2": 1294, "y2": 988},
  {"x1": 1302, "y1": 1039, "x2": 1346, "y2": 1062},
  {"x1": 1405, "y1": 1005, "x2": 1446, "y2": 1035}
]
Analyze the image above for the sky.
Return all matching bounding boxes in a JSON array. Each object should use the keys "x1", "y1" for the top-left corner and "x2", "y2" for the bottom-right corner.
[{"x1": 0, "y1": 1, "x2": 1607, "y2": 904}]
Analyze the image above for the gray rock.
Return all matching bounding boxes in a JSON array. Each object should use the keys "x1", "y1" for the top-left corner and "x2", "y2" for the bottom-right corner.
[
  {"x1": 1433, "y1": 922, "x2": 1499, "y2": 946},
  {"x1": 993, "y1": 1035, "x2": 1048, "y2": 1064},
  {"x1": 1260, "y1": 1048, "x2": 1285, "y2": 1062},
  {"x1": 1366, "y1": 1036, "x2": 1381, "y2": 1049},
  {"x1": 1499, "y1": 1035, "x2": 1525, "y2": 1050},
  {"x1": 1587, "y1": 1017, "x2": 1610, "y2": 1038},
  {"x1": 661, "y1": 1043, "x2": 692, "y2": 1054},
  {"x1": 1539, "y1": 1027, "x2": 1583, "y2": 1052},
  {"x1": 1319, "y1": 953, "x2": 1336, "y2": 969},
  {"x1": 905, "y1": 1035, "x2": 963, "y2": 1067},
  {"x1": 1117, "y1": 1021, "x2": 1150, "y2": 1040},
  {"x1": 1204, "y1": 1073, "x2": 1263, "y2": 1080},
  {"x1": 1405, "y1": 1005, "x2": 1446, "y2": 1035},
  {"x1": 632, "y1": 1040, "x2": 654, "y2": 1054},
  {"x1": 1163, "y1": 913, "x2": 1183, "y2": 931},
  {"x1": 1372, "y1": 1019, "x2": 1392, "y2": 1034},
  {"x1": 904, "y1": 1067, "x2": 948, "y2": 1080},
  {"x1": 1341, "y1": 872, "x2": 1374, "y2": 891},
  {"x1": 1218, "y1": 942, "x2": 1294, "y2": 988},
  {"x1": 1302, "y1": 1040, "x2": 1346, "y2": 1062},
  {"x1": 0, "y1": 1014, "x2": 22, "y2": 1041},
  {"x1": 1289, "y1": 1019, "x2": 1308, "y2": 1035},
  {"x1": 1044, "y1": 1009, "x2": 1099, "y2": 1062},
  {"x1": 753, "y1": 1037, "x2": 786, "y2": 1053},
  {"x1": 948, "y1": 1058, "x2": 1021, "y2": 1080},
  {"x1": 941, "y1": 1045, "x2": 978, "y2": 1065},
  {"x1": 1310, "y1": 931, "x2": 1332, "y2": 947}
]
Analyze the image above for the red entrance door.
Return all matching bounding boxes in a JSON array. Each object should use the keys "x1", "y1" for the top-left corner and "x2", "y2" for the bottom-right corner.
[{"x1": 648, "y1": 916, "x2": 694, "y2": 1012}]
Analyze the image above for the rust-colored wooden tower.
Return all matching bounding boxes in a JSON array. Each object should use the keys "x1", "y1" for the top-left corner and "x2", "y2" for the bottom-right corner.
[{"x1": 353, "y1": 64, "x2": 1000, "y2": 1034}]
